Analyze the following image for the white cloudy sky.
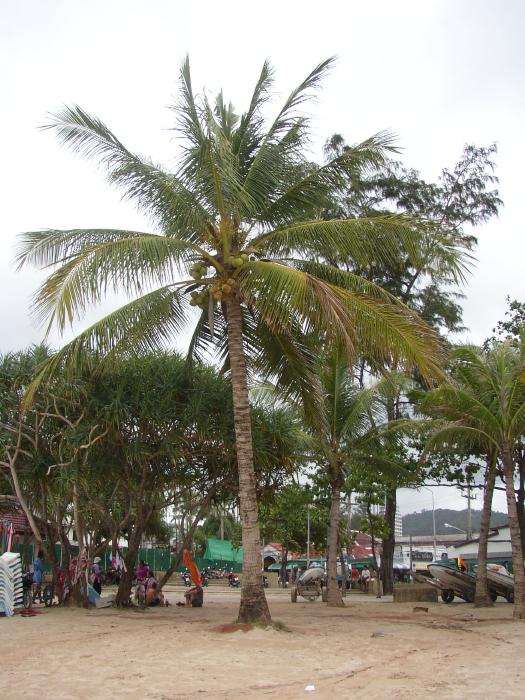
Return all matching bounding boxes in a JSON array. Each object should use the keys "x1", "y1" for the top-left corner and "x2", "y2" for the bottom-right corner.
[{"x1": 1, "y1": 1, "x2": 523, "y2": 515}]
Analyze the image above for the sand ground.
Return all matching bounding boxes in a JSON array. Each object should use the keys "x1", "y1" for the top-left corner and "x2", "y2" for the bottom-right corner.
[{"x1": 1, "y1": 587, "x2": 524, "y2": 700}]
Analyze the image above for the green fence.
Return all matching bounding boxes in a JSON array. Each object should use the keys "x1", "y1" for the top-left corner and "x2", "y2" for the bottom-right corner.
[{"x1": 9, "y1": 542, "x2": 243, "y2": 574}]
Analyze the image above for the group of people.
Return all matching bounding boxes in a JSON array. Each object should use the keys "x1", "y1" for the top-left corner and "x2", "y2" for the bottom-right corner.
[
  {"x1": 28, "y1": 552, "x2": 204, "y2": 609},
  {"x1": 135, "y1": 560, "x2": 168, "y2": 606}
]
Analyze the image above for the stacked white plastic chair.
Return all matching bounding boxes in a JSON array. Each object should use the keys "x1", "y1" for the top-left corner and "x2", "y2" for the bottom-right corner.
[{"x1": 0, "y1": 552, "x2": 23, "y2": 616}]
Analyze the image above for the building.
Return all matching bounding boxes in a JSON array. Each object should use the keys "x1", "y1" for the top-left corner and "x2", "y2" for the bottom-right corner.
[
  {"x1": 371, "y1": 502, "x2": 403, "y2": 538},
  {"x1": 395, "y1": 510, "x2": 403, "y2": 538},
  {"x1": 447, "y1": 525, "x2": 512, "y2": 565}
]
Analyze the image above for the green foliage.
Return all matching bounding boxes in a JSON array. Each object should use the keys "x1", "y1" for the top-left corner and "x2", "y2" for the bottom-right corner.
[
  {"x1": 323, "y1": 137, "x2": 501, "y2": 335},
  {"x1": 490, "y1": 297, "x2": 525, "y2": 343},
  {"x1": 259, "y1": 484, "x2": 327, "y2": 553}
]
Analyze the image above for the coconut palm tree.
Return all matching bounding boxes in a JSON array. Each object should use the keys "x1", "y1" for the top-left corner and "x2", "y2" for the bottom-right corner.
[
  {"x1": 309, "y1": 353, "x2": 388, "y2": 606},
  {"x1": 16, "y1": 57, "x2": 446, "y2": 622},
  {"x1": 418, "y1": 343, "x2": 525, "y2": 618}
]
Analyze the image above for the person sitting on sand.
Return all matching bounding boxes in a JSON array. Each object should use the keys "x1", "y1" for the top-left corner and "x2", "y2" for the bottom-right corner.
[
  {"x1": 184, "y1": 584, "x2": 203, "y2": 608},
  {"x1": 146, "y1": 581, "x2": 168, "y2": 607},
  {"x1": 135, "y1": 560, "x2": 149, "y2": 581}
]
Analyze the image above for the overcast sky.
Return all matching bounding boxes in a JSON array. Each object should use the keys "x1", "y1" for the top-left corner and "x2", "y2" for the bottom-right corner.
[{"x1": 1, "y1": 1, "x2": 523, "y2": 516}]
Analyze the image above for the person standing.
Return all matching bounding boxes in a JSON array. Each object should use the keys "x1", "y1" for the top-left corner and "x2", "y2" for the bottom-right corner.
[
  {"x1": 361, "y1": 565, "x2": 371, "y2": 593},
  {"x1": 32, "y1": 550, "x2": 44, "y2": 603},
  {"x1": 91, "y1": 556, "x2": 103, "y2": 595}
]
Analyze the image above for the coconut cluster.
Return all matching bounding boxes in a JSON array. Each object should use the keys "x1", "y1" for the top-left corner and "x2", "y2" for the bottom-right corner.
[
  {"x1": 224, "y1": 252, "x2": 249, "y2": 268},
  {"x1": 189, "y1": 261, "x2": 208, "y2": 280},
  {"x1": 188, "y1": 252, "x2": 252, "y2": 308}
]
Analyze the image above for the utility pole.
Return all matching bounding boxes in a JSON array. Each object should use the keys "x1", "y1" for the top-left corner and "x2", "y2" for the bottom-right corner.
[{"x1": 461, "y1": 484, "x2": 476, "y2": 539}]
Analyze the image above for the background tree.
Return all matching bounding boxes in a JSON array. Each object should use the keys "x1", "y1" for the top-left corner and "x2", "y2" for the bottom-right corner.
[
  {"x1": 259, "y1": 483, "x2": 327, "y2": 585},
  {"x1": 323, "y1": 135, "x2": 501, "y2": 594}
]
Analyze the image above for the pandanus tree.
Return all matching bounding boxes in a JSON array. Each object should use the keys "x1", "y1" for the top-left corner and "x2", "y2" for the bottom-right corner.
[
  {"x1": 418, "y1": 343, "x2": 525, "y2": 618},
  {"x1": 17, "y1": 57, "x2": 445, "y2": 622}
]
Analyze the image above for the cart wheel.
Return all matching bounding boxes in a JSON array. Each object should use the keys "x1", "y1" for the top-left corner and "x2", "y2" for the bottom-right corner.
[
  {"x1": 321, "y1": 586, "x2": 328, "y2": 603},
  {"x1": 506, "y1": 590, "x2": 515, "y2": 604},
  {"x1": 441, "y1": 589, "x2": 455, "y2": 604},
  {"x1": 464, "y1": 589, "x2": 475, "y2": 603},
  {"x1": 23, "y1": 589, "x2": 33, "y2": 610},
  {"x1": 291, "y1": 587, "x2": 297, "y2": 603},
  {"x1": 489, "y1": 589, "x2": 498, "y2": 602},
  {"x1": 42, "y1": 585, "x2": 54, "y2": 607}
]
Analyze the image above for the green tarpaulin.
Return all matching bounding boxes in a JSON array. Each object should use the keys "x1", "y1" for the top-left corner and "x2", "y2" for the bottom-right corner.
[{"x1": 203, "y1": 538, "x2": 243, "y2": 563}]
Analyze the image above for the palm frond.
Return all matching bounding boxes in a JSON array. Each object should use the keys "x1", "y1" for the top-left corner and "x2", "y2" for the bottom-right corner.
[
  {"x1": 251, "y1": 216, "x2": 425, "y2": 266},
  {"x1": 24, "y1": 285, "x2": 189, "y2": 406},
  {"x1": 43, "y1": 105, "x2": 211, "y2": 239},
  {"x1": 18, "y1": 230, "x2": 201, "y2": 333},
  {"x1": 241, "y1": 58, "x2": 335, "y2": 202},
  {"x1": 232, "y1": 60, "x2": 274, "y2": 161},
  {"x1": 254, "y1": 131, "x2": 399, "y2": 228}
]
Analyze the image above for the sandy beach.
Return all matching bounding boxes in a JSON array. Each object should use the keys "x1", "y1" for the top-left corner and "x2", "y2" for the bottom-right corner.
[{"x1": 1, "y1": 588, "x2": 524, "y2": 700}]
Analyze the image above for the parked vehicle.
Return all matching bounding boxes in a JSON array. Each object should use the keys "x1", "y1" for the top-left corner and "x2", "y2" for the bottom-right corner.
[
  {"x1": 291, "y1": 567, "x2": 327, "y2": 603},
  {"x1": 228, "y1": 573, "x2": 240, "y2": 588}
]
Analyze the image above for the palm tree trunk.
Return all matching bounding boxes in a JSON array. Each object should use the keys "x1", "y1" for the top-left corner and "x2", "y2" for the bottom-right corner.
[
  {"x1": 225, "y1": 297, "x2": 271, "y2": 624},
  {"x1": 475, "y1": 454, "x2": 496, "y2": 607},
  {"x1": 517, "y1": 454, "x2": 525, "y2": 556},
  {"x1": 501, "y1": 442, "x2": 525, "y2": 620},
  {"x1": 326, "y1": 479, "x2": 344, "y2": 607},
  {"x1": 381, "y1": 488, "x2": 396, "y2": 595}
]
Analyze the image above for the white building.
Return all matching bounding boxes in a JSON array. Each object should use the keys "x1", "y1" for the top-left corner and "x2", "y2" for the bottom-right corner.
[
  {"x1": 447, "y1": 525, "x2": 512, "y2": 564},
  {"x1": 371, "y1": 502, "x2": 403, "y2": 538},
  {"x1": 395, "y1": 510, "x2": 403, "y2": 538}
]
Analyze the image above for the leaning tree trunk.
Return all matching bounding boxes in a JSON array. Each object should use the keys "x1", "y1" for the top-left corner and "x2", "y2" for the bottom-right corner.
[
  {"x1": 158, "y1": 494, "x2": 213, "y2": 592},
  {"x1": 226, "y1": 298, "x2": 270, "y2": 624},
  {"x1": 115, "y1": 533, "x2": 142, "y2": 607},
  {"x1": 381, "y1": 487, "x2": 396, "y2": 595},
  {"x1": 475, "y1": 454, "x2": 496, "y2": 607},
  {"x1": 502, "y1": 442, "x2": 525, "y2": 620},
  {"x1": 326, "y1": 476, "x2": 344, "y2": 607}
]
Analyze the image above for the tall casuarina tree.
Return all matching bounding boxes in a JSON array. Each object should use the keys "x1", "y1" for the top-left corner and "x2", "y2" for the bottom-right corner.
[{"x1": 17, "y1": 57, "x2": 444, "y2": 622}]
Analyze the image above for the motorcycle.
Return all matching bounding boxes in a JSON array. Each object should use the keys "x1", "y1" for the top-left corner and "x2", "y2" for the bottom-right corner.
[
  {"x1": 201, "y1": 573, "x2": 209, "y2": 587},
  {"x1": 228, "y1": 574, "x2": 241, "y2": 588},
  {"x1": 181, "y1": 571, "x2": 191, "y2": 587},
  {"x1": 262, "y1": 575, "x2": 269, "y2": 588}
]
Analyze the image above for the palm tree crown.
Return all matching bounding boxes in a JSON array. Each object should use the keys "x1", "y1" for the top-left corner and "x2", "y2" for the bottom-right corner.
[{"x1": 17, "y1": 57, "x2": 453, "y2": 382}]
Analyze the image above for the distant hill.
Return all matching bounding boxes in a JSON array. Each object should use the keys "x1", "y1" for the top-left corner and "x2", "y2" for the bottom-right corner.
[{"x1": 402, "y1": 508, "x2": 508, "y2": 536}]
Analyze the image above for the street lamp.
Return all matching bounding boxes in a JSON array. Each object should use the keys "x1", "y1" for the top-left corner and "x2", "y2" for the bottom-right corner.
[
  {"x1": 444, "y1": 522, "x2": 467, "y2": 539},
  {"x1": 421, "y1": 486, "x2": 436, "y2": 561}
]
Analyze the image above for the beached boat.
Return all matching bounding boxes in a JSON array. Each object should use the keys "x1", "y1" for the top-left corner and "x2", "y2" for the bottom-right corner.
[
  {"x1": 427, "y1": 562, "x2": 477, "y2": 603},
  {"x1": 481, "y1": 564, "x2": 515, "y2": 603}
]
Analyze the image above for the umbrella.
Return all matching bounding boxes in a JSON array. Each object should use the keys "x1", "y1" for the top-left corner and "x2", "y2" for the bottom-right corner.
[{"x1": 182, "y1": 549, "x2": 201, "y2": 586}]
